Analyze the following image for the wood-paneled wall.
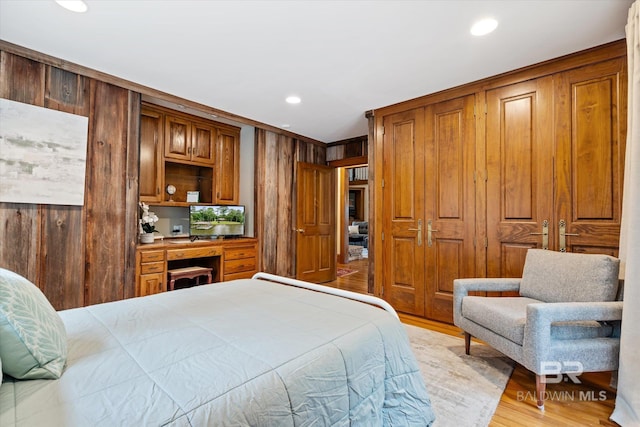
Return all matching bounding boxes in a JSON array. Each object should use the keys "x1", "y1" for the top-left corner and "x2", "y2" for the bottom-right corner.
[
  {"x1": 0, "y1": 51, "x2": 139, "y2": 310},
  {"x1": 254, "y1": 129, "x2": 326, "y2": 277}
]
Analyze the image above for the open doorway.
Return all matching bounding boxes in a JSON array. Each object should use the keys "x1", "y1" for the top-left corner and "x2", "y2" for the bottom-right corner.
[
  {"x1": 333, "y1": 164, "x2": 369, "y2": 293},
  {"x1": 346, "y1": 166, "x2": 368, "y2": 262}
]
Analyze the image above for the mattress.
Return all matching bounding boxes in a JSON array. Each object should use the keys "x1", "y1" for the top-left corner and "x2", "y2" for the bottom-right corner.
[{"x1": 0, "y1": 277, "x2": 435, "y2": 426}]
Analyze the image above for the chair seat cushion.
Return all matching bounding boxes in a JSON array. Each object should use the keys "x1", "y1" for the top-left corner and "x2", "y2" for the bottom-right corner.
[
  {"x1": 462, "y1": 296, "x2": 614, "y2": 345},
  {"x1": 462, "y1": 296, "x2": 538, "y2": 345}
]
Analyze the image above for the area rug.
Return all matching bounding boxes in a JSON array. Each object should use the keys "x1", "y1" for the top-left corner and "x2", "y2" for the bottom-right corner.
[
  {"x1": 336, "y1": 267, "x2": 358, "y2": 277},
  {"x1": 404, "y1": 324, "x2": 515, "y2": 427}
]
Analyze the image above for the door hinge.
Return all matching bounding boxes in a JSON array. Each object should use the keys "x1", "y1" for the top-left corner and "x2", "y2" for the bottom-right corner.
[
  {"x1": 381, "y1": 179, "x2": 385, "y2": 188},
  {"x1": 381, "y1": 125, "x2": 385, "y2": 135},
  {"x1": 381, "y1": 232, "x2": 384, "y2": 241},
  {"x1": 484, "y1": 237, "x2": 488, "y2": 248},
  {"x1": 474, "y1": 171, "x2": 477, "y2": 183}
]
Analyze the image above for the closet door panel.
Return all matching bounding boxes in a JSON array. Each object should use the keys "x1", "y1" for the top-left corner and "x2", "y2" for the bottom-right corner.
[
  {"x1": 486, "y1": 77, "x2": 554, "y2": 277},
  {"x1": 381, "y1": 108, "x2": 426, "y2": 316},
  {"x1": 555, "y1": 59, "x2": 626, "y2": 254},
  {"x1": 424, "y1": 95, "x2": 475, "y2": 322}
]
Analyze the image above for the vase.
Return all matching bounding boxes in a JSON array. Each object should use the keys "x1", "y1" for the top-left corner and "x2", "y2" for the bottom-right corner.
[{"x1": 140, "y1": 233, "x2": 155, "y2": 244}]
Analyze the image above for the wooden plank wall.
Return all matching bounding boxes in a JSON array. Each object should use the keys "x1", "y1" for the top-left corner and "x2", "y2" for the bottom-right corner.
[
  {"x1": 0, "y1": 50, "x2": 139, "y2": 310},
  {"x1": 255, "y1": 129, "x2": 326, "y2": 277}
]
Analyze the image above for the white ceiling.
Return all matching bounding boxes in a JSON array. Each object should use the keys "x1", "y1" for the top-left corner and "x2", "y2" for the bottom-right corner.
[{"x1": 0, "y1": 0, "x2": 633, "y2": 143}]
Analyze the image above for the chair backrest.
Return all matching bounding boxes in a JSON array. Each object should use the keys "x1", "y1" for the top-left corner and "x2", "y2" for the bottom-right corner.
[{"x1": 519, "y1": 249, "x2": 620, "y2": 303}]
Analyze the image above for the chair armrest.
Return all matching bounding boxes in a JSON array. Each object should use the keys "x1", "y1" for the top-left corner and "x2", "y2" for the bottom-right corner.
[
  {"x1": 527, "y1": 301, "x2": 623, "y2": 324},
  {"x1": 453, "y1": 278, "x2": 522, "y2": 326},
  {"x1": 523, "y1": 301, "x2": 623, "y2": 372}
]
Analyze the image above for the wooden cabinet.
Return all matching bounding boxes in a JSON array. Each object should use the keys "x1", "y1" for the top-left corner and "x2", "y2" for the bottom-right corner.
[
  {"x1": 486, "y1": 57, "x2": 626, "y2": 278},
  {"x1": 215, "y1": 126, "x2": 240, "y2": 204},
  {"x1": 165, "y1": 115, "x2": 216, "y2": 165},
  {"x1": 140, "y1": 103, "x2": 240, "y2": 205},
  {"x1": 374, "y1": 42, "x2": 627, "y2": 324},
  {"x1": 379, "y1": 95, "x2": 476, "y2": 322},
  {"x1": 136, "y1": 249, "x2": 166, "y2": 297},
  {"x1": 139, "y1": 107, "x2": 164, "y2": 203},
  {"x1": 223, "y1": 243, "x2": 258, "y2": 281}
]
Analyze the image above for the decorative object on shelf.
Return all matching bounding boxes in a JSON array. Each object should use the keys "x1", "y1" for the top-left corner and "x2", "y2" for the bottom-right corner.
[
  {"x1": 166, "y1": 184, "x2": 176, "y2": 202},
  {"x1": 139, "y1": 202, "x2": 159, "y2": 243},
  {"x1": 186, "y1": 191, "x2": 199, "y2": 203}
]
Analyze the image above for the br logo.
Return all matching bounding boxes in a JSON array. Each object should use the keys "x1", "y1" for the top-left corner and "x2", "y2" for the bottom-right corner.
[{"x1": 540, "y1": 361, "x2": 584, "y2": 384}]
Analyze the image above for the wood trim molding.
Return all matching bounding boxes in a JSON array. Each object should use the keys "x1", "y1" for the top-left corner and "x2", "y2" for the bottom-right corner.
[
  {"x1": 327, "y1": 155, "x2": 368, "y2": 168},
  {"x1": 374, "y1": 39, "x2": 627, "y2": 116}
]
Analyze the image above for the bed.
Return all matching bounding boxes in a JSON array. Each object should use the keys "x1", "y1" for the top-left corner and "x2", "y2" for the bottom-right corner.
[{"x1": 0, "y1": 271, "x2": 435, "y2": 426}]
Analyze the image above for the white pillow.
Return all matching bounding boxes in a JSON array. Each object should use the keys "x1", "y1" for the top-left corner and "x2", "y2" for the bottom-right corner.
[
  {"x1": 0, "y1": 268, "x2": 67, "y2": 379},
  {"x1": 348, "y1": 225, "x2": 359, "y2": 234}
]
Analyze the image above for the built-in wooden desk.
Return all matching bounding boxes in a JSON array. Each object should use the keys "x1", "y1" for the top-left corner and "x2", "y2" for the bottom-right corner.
[{"x1": 135, "y1": 238, "x2": 258, "y2": 297}]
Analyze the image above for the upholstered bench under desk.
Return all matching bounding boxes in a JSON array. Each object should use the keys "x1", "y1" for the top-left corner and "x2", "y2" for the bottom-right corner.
[{"x1": 167, "y1": 266, "x2": 213, "y2": 291}]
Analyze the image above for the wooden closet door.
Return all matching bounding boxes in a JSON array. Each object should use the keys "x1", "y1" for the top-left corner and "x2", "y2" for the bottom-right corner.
[
  {"x1": 424, "y1": 95, "x2": 476, "y2": 322},
  {"x1": 554, "y1": 59, "x2": 626, "y2": 256},
  {"x1": 381, "y1": 108, "x2": 426, "y2": 316},
  {"x1": 486, "y1": 77, "x2": 555, "y2": 278}
]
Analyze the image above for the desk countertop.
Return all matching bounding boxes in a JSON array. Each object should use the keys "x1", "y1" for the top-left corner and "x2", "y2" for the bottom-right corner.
[{"x1": 137, "y1": 237, "x2": 257, "y2": 250}]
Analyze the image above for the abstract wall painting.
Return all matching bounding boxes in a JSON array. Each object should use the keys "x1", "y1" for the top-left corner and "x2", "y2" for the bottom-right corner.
[{"x1": 0, "y1": 98, "x2": 89, "y2": 206}]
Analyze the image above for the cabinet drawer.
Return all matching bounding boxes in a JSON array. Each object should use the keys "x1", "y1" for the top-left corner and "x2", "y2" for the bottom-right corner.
[
  {"x1": 141, "y1": 261, "x2": 164, "y2": 275},
  {"x1": 224, "y1": 257, "x2": 257, "y2": 274},
  {"x1": 140, "y1": 250, "x2": 165, "y2": 263},
  {"x1": 224, "y1": 270, "x2": 255, "y2": 281},
  {"x1": 166, "y1": 246, "x2": 222, "y2": 261},
  {"x1": 224, "y1": 246, "x2": 256, "y2": 261}
]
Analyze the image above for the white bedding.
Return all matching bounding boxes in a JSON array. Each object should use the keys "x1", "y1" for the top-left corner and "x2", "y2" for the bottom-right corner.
[{"x1": 0, "y1": 277, "x2": 435, "y2": 426}]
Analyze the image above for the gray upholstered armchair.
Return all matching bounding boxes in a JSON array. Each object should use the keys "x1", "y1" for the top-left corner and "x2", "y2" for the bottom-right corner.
[{"x1": 453, "y1": 249, "x2": 622, "y2": 410}]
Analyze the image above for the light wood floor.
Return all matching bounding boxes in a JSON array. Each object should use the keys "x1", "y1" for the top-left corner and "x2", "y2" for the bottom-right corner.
[{"x1": 326, "y1": 258, "x2": 619, "y2": 427}]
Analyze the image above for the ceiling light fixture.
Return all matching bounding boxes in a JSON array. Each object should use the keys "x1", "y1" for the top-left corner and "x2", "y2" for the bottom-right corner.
[
  {"x1": 55, "y1": 0, "x2": 88, "y2": 13},
  {"x1": 285, "y1": 96, "x2": 301, "y2": 104},
  {"x1": 470, "y1": 18, "x2": 498, "y2": 36}
]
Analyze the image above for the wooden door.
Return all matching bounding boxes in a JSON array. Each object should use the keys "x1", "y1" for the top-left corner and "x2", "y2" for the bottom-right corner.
[
  {"x1": 215, "y1": 127, "x2": 240, "y2": 204},
  {"x1": 295, "y1": 162, "x2": 336, "y2": 283},
  {"x1": 381, "y1": 108, "x2": 427, "y2": 316},
  {"x1": 164, "y1": 115, "x2": 191, "y2": 161},
  {"x1": 486, "y1": 77, "x2": 555, "y2": 277},
  {"x1": 554, "y1": 59, "x2": 626, "y2": 256},
  {"x1": 191, "y1": 121, "x2": 215, "y2": 164},
  {"x1": 139, "y1": 107, "x2": 164, "y2": 203},
  {"x1": 424, "y1": 95, "x2": 476, "y2": 322},
  {"x1": 487, "y1": 60, "x2": 626, "y2": 276}
]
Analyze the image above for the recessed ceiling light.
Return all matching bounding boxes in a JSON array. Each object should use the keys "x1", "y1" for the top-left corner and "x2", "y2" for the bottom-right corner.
[
  {"x1": 285, "y1": 96, "x2": 301, "y2": 104},
  {"x1": 470, "y1": 18, "x2": 498, "y2": 36},
  {"x1": 281, "y1": 124, "x2": 291, "y2": 128},
  {"x1": 55, "y1": 0, "x2": 88, "y2": 13}
]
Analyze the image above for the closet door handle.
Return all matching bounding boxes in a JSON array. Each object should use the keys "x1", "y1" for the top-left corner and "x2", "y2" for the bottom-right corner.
[
  {"x1": 427, "y1": 220, "x2": 438, "y2": 247},
  {"x1": 558, "y1": 219, "x2": 579, "y2": 252},
  {"x1": 529, "y1": 219, "x2": 549, "y2": 249},
  {"x1": 408, "y1": 219, "x2": 422, "y2": 247}
]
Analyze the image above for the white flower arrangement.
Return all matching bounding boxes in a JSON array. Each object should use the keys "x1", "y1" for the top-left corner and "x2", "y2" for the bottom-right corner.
[{"x1": 139, "y1": 202, "x2": 159, "y2": 234}]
